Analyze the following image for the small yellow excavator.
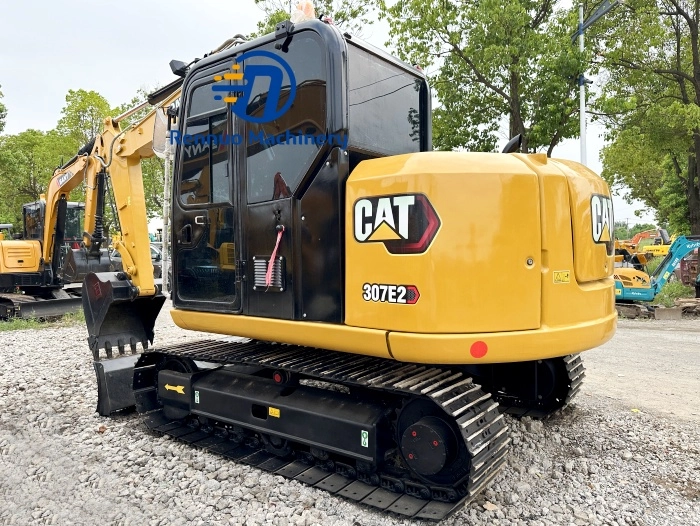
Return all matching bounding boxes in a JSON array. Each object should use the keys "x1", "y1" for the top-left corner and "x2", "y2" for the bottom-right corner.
[
  {"x1": 0, "y1": 152, "x2": 96, "y2": 318},
  {"x1": 78, "y1": 20, "x2": 616, "y2": 520}
]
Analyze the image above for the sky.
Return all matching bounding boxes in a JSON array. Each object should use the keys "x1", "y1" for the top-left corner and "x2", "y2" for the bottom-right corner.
[{"x1": 0, "y1": 0, "x2": 654, "y2": 226}]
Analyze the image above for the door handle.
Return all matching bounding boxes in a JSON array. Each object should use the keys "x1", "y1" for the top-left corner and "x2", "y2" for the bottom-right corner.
[
  {"x1": 195, "y1": 215, "x2": 206, "y2": 225},
  {"x1": 179, "y1": 224, "x2": 192, "y2": 244}
]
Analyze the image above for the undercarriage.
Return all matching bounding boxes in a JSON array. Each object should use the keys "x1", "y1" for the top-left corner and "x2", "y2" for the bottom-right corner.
[{"x1": 94, "y1": 339, "x2": 585, "y2": 520}]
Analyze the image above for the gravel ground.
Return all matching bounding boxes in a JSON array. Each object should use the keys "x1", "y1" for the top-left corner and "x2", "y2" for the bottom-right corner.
[{"x1": 1, "y1": 306, "x2": 698, "y2": 526}]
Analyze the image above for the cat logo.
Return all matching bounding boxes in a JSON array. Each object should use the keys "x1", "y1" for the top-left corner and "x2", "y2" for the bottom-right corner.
[
  {"x1": 590, "y1": 194, "x2": 614, "y2": 255},
  {"x1": 353, "y1": 193, "x2": 440, "y2": 254}
]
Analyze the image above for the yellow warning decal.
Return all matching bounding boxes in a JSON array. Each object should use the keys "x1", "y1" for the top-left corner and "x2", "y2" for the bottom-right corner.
[
  {"x1": 553, "y1": 270, "x2": 571, "y2": 284},
  {"x1": 269, "y1": 407, "x2": 281, "y2": 418},
  {"x1": 164, "y1": 384, "x2": 185, "y2": 395}
]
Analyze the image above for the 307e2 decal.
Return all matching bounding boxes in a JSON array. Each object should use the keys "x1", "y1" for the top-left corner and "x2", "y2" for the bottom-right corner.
[{"x1": 362, "y1": 283, "x2": 420, "y2": 304}]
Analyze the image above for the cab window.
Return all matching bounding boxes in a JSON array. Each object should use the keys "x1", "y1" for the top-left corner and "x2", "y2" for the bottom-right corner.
[
  {"x1": 244, "y1": 34, "x2": 327, "y2": 204},
  {"x1": 179, "y1": 83, "x2": 230, "y2": 206}
]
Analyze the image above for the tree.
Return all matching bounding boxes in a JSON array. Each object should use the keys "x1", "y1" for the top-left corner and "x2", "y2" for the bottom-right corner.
[
  {"x1": 252, "y1": 0, "x2": 374, "y2": 37},
  {"x1": 0, "y1": 130, "x2": 75, "y2": 224},
  {"x1": 656, "y1": 167, "x2": 691, "y2": 234},
  {"x1": 591, "y1": 0, "x2": 700, "y2": 234},
  {"x1": 57, "y1": 89, "x2": 111, "y2": 149},
  {"x1": 0, "y1": 85, "x2": 6, "y2": 134},
  {"x1": 379, "y1": 0, "x2": 583, "y2": 154},
  {"x1": 614, "y1": 221, "x2": 631, "y2": 240},
  {"x1": 51, "y1": 88, "x2": 166, "y2": 229}
]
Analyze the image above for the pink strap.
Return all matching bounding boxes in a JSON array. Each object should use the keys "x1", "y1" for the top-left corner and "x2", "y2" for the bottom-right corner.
[{"x1": 266, "y1": 226, "x2": 285, "y2": 287}]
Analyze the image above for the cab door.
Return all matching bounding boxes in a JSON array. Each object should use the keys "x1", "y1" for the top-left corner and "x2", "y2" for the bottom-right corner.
[{"x1": 172, "y1": 66, "x2": 241, "y2": 313}]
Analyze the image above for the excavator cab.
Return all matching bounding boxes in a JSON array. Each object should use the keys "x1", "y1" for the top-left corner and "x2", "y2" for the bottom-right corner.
[
  {"x1": 168, "y1": 20, "x2": 428, "y2": 321},
  {"x1": 85, "y1": 20, "x2": 429, "y2": 353}
]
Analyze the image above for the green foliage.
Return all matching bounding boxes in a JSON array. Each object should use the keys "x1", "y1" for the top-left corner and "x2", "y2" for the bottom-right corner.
[
  {"x1": 0, "y1": 317, "x2": 43, "y2": 332},
  {"x1": 252, "y1": 5, "x2": 291, "y2": 37},
  {"x1": 379, "y1": 0, "x2": 583, "y2": 154},
  {"x1": 252, "y1": 0, "x2": 374, "y2": 38},
  {"x1": 656, "y1": 167, "x2": 691, "y2": 235},
  {"x1": 0, "y1": 130, "x2": 76, "y2": 224},
  {"x1": 57, "y1": 89, "x2": 111, "y2": 149},
  {"x1": 614, "y1": 222, "x2": 658, "y2": 241},
  {"x1": 600, "y1": 125, "x2": 665, "y2": 210},
  {"x1": 652, "y1": 280, "x2": 694, "y2": 308},
  {"x1": 614, "y1": 221, "x2": 630, "y2": 240},
  {"x1": 0, "y1": 85, "x2": 6, "y2": 134},
  {"x1": 644, "y1": 256, "x2": 663, "y2": 275},
  {"x1": 591, "y1": 0, "x2": 700, "y2": 234}
]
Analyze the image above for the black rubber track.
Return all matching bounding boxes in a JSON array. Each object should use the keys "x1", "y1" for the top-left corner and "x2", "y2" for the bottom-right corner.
[
  {"x1": 493, "y1": 354, "x2": 585, "y2": 418},
  {"x1": 137, "y1": 339, "x2": 512, "y2": 520}
]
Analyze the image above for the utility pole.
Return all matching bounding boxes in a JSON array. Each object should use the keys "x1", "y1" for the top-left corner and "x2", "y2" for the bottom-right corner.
[
  {"x1": 572, "y1": 1, "x2": 623, "y2": 166},
  {"x1": 578, "y1": 5, "x2": 586, "y2": 165}
]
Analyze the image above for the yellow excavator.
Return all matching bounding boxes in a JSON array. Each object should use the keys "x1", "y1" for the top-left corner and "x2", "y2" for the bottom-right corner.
[
  {"x1": 79, "y1": 20, "x2": 616, "y2": 520},
  {"x1": 0, "y1": 147, "x2": 101, "y2": 318}
]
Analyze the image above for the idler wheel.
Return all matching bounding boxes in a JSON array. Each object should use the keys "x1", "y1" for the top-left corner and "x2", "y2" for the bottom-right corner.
[
  {"x1": 396, "y1": 398, "x2": 471, "y2": 487},
  {"x1": 400, "y1": 416, "x2": 455, "y2": 476}
]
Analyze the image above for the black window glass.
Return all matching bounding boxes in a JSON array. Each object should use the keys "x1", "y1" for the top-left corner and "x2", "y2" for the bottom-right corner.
[
  {"x1": 175, "y1": 74, "x2": 237, "y2": 309},
  {"x1": 348, "y1": 46, "x2": 422, "y2": 156},
  {"x1": 190, "y1": 81, "x2": 227, "y2": 117},
  {"x1": 179, "y1": 114, "x2": 230, "y2": 205},
  {"x1": 64, "y1": 206, "x2": 84, "y2": 241},
  {"x1": 245, "y1": 34, "x2": 327, "y2": 204},
  {"x1": 23, "y1": 204, "x2": 43, "y2": 239},
  {"x1": 180, "y1": 120, "x2": 210, "y2": 205},
  {"x1": 211, "y1": 115, "x2": 229, "y2": 203}
]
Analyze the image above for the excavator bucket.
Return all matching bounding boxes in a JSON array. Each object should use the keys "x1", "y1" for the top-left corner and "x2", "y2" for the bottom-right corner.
[
  {"x1": 62, "y1": 248, "x2": 115, "y2": 283},
  {"x1": 83, "y1": 272, "x2": 166, "y2": 416},
  {"x1": 83, "y1": 272, "x2": 166, "y2": 357}
]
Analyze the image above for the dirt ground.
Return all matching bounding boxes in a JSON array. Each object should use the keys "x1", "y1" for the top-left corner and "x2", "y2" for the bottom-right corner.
[{"x1": 582, "y1": 318, "x2": 700, "y2": 422}]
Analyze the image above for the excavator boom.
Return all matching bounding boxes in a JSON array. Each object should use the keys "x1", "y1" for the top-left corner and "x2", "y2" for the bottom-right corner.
[{"x1": 80, "y1": 90, "x2": 180, "y2": 355}]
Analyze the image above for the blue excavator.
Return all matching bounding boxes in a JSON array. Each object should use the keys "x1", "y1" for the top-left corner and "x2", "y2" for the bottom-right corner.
[{"x1": 614, "y1": 235, "x2": 700, "y2": 302}]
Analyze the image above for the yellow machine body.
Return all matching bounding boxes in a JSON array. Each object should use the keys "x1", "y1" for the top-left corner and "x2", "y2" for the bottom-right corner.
[
  {"x1": 0, "y1": 240, "x2": 41, "y2": 273},
  {"x1": 644, "y1": 244, "x2": 670, "y2": 258},
  {"x1": 172, "y1": 151, "x2": 616, "y2": 364},
  {"x1": 613, "y1": 267, "x2": 651, "y2": 292}
]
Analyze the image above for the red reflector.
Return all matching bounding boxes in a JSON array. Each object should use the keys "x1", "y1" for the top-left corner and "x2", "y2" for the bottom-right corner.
[
  {"x1": 470, "y1": 341, "x2": 488, "y2": 359},
  {"x1": 273, "y1": 373, "x2": 282, "y2": 383}
]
